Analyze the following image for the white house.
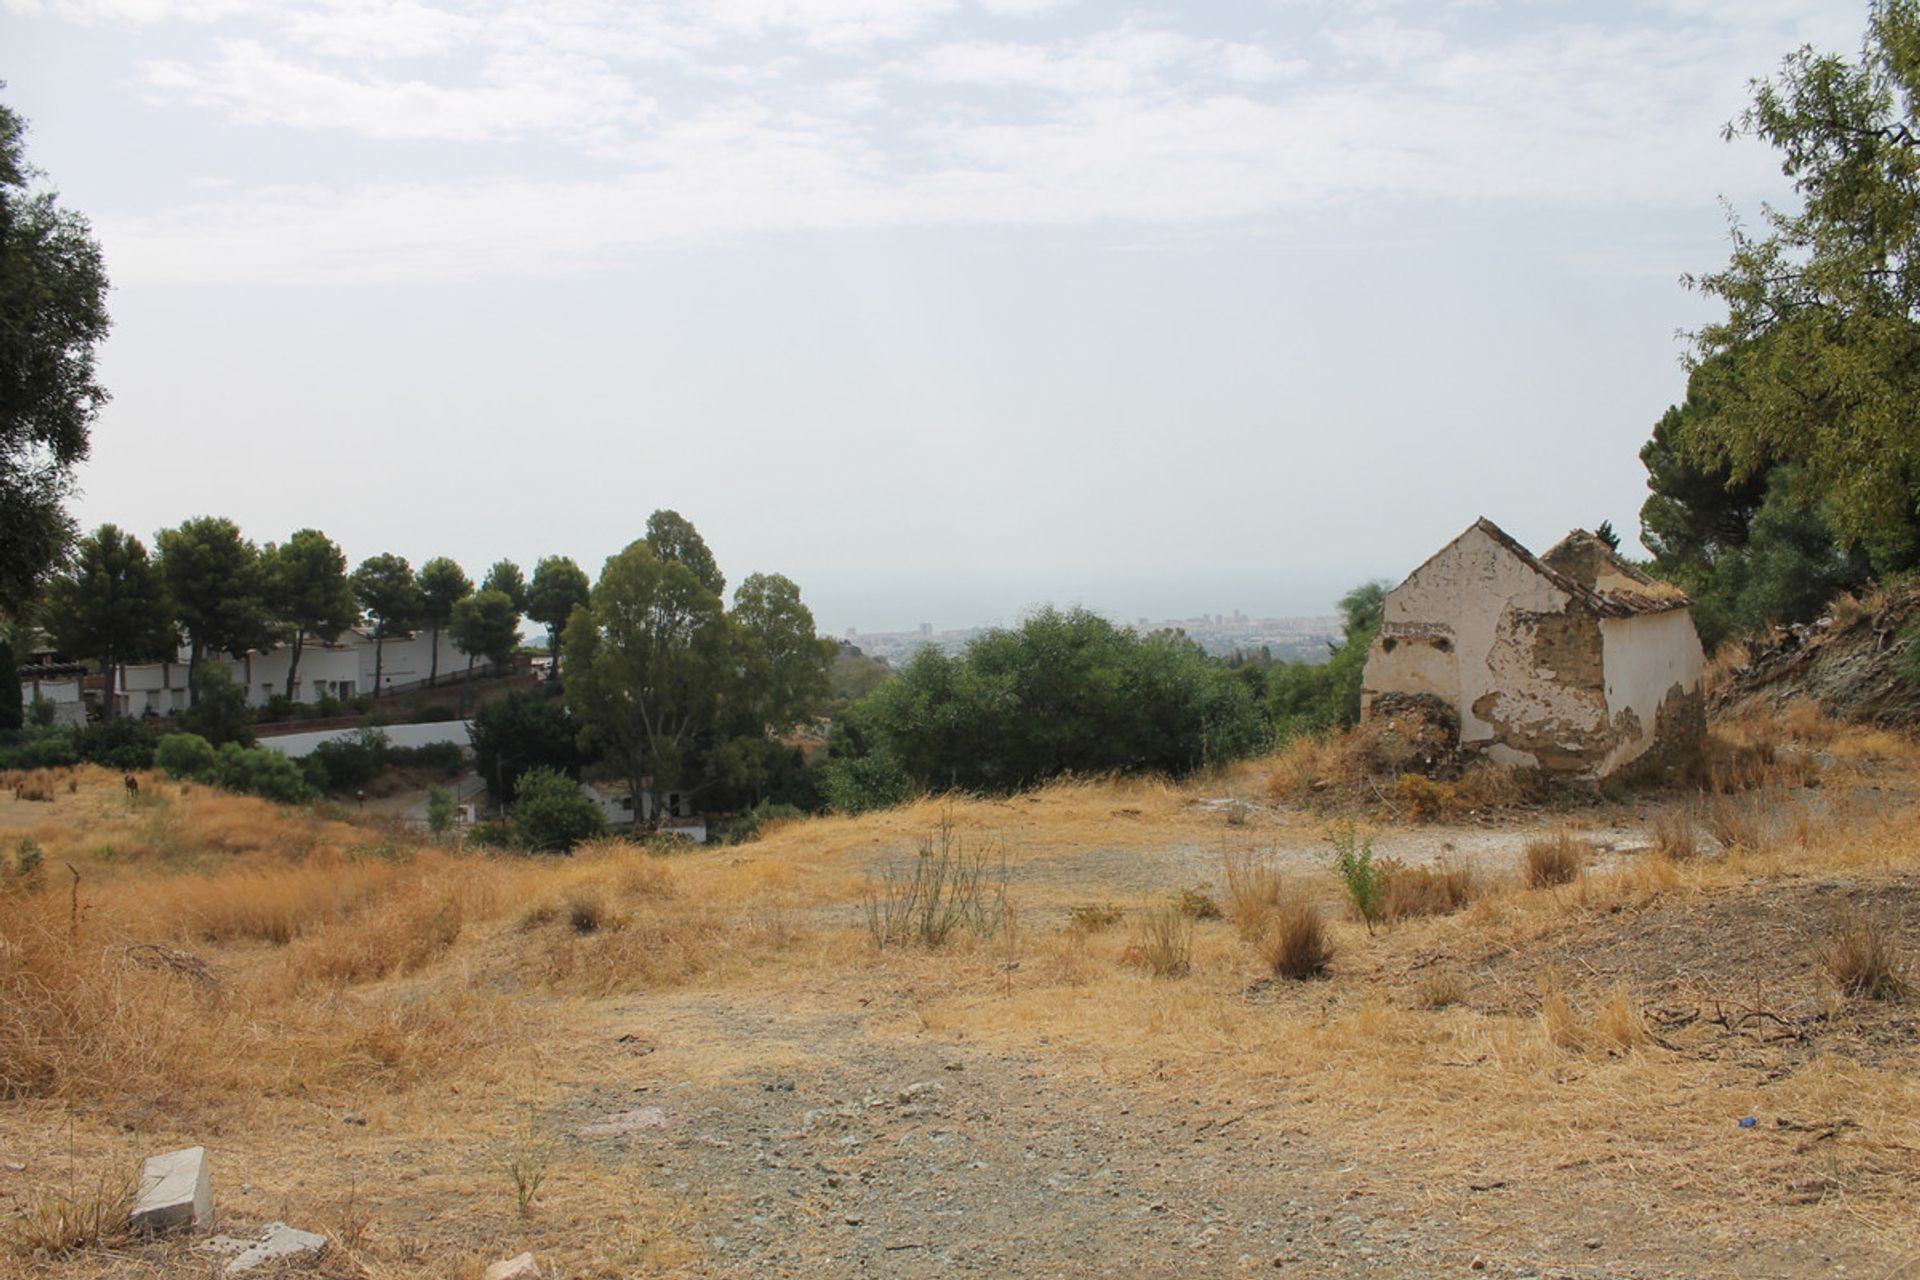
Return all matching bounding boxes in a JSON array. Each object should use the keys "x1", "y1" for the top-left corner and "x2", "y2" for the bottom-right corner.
[
  {"x1": 1361, "y1": 518, "x2": 1705, "y2": 780},
  {"x1": 113, "y1": 627, "x2": 475, "y2": 716},
  {"x1": 582, "y1": 782, "x2": 707, "y2": 841},
  {"x1": 18, "y1": 662, "x2": 89, "y2": 727}
]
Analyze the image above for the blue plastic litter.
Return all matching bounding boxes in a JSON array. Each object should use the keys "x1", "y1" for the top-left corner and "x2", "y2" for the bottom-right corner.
[{"x1": 1739, "y1": 1116, "x2": 1758, "y2": 1128}]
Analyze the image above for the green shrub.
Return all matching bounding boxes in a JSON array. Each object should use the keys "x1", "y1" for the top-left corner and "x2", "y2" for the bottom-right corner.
[
  {"x1": 425, "y1": 784, "x2": 456, "y2": 835},
  {"x1": 72, "y1": 717, "x2": 159, "y2": 770},
  {"x1": 1328, "y1": 820, "x2": 1383, "y2": 934},
  {"x1": 154, "y1": 732, "x2": 217, "y2": 781},
  {"x1": 180, "y1": 667, "x2": 255, "y2": 747},
  {"x1": 511, "y1": 766, "x2": 605, "y2": 854},
  {"x1": 819, "y1": 751, "x2": 910, "y2": 815},
  {"x1": 212, "y1": 743, "x2": 313, "y2": 804},
  {"x1": 466, "y1": 821, "x2": 518, "y2": 850},
  {"x1": 309, "y1": 728, "x2": 391, "y2": 793},
  {"x1": 0, "y1": 729, "x2": 77, "y2": 769}
]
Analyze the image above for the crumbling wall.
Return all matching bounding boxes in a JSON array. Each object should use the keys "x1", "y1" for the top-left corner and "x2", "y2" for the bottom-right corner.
[
  {"x1": 1470, "y1": 603, "x2": 1614, "y2": 774},
  {"x1": 1365, "y1": 521, "x2": 1708, "y2": 781},
  {"x1": 1366, "y1": 522, "x2": 1584, "y2": 769},
  {"x1": 1596, "y1": 610, "x2": 1707, "y2": 776}
]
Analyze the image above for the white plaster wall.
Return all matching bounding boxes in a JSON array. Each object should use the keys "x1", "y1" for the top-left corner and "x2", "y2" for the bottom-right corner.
[
  {"x1": 1366, "y1": 524, "x2": 1587, "y2": 764},
  {"x1": 359, "y1": 630, "x2": 467, "y2": 691},
  {"x1": 1597, "y1": 609, "x2": 1706, "y2": 775}
]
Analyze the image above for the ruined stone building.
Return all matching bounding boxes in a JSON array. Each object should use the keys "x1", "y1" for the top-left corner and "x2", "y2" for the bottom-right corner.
[{"x1": 1361, "y1": 518, "x2": 1705, "y2": 780}]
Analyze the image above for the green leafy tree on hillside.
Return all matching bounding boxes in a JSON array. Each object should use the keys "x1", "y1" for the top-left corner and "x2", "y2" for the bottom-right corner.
[
  {"x1": 564, "y1": 535, "x2": 730, "y2": 810},
  {"x1": 0, "y1": 96, "x2": 111, "y2": 614},
  {"x1": 157, "y1": 516, "x2": 266, "y2": 705},
  {"x1": 351, "y1": 553, "x2": 419, "y2": 697},
  {"x1": 450, "y1": 588, "x2": 520, "y2": 684},
  {"x1": 1686, "y1": 1, "x2": 1920, "y2": 572},
  {"x1": 43, "y1": 524, "x2": 175, "y2": 716},
  {"x1": 415, "y1": 556, "x2": 471, "y2": 687},
  {"x1": 527, "y1": 555, "x2": 589, "y2": 679},
  {"x1": 263, "y1": 528, "x2": 356, "y2": 701},
  {"x1": 481, "y1": 559, "x2": 529, "y2": 614},
  {"x1": 645, "y1": 510, "x2": 725, "y2": 596},
  {"x1": 469, "y1": 688, "x2": 582, "y2": 803}
]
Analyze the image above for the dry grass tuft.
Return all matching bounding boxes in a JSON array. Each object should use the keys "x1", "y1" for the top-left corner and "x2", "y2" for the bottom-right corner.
[
  {"x1": 1650, "y1": 806, "x2": 1699, "y2": 860},
  {"x1": 1258, "y1": 896, "x2": 1332, "y2": 980},
  {"x1": 1221, "y1": 847, "x2": 1284, "y2": 940},
  {"x1": 1265, "y1": 732, "x2": 1367, "y2": 807},
  {"x1": 1523, "y1": 831, "x2": 1587, "y2": 888},
  {"x1": 1414, "y1": 967, "x2": 1469, "y2": 1009},
  {"x1": 1378, "y1": 858, "x2": 1475, "y2": 920},
  {"x1": 1125, "y1": 902, "x2": 1192, "y2": 978},
  {"x1": 1067, "y1": 903, "x2": 1125, "y2": 933},
  {"x1": 1, "y1": 1159, "x2": 133, "y2": 1258},
  {"x1": 1539, "y1": 974, "x2": 1647, "y2": 1053},
  {"x1": 1818, "y1": 907, "x2": 1909, "y2": 1000}
]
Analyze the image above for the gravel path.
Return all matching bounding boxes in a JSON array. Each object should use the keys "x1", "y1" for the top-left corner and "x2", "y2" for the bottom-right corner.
[{"x1": 552, "y1": 987, "x2": 1858, "y2": 1280}]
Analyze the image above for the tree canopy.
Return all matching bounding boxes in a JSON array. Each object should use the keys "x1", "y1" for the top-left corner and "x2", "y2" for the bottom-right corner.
[
  {"x1": 157, "y1": 517, "x2": 264, "y2": 704},
  {"x1": 1685, "y1": 0, "x2": 1920, "y2": 572},
  {"x1": 564, "y1": 512, "x2": 831, "y2": 817},
  {"x1": 0, "y1": 95, "x2": 111, "y2": 615},
  {"x1": 527, "y1": 555, "x2": 590, "y2": 675},
  {"x1": 42, "y1": 524, "x2": 175, "y2": 711},
  {"x1": 831, "y1": 606, "x2": 1265, "y2": 797},
  {"x1": 262, "y1": 528, "x2": 356, "y2": 700},
  {"x1": 351, "y1": 552, "x2": 419, "y2": 696},
  {"x1": 415, "y1": 556, "x2": 471, "y2": 687}
]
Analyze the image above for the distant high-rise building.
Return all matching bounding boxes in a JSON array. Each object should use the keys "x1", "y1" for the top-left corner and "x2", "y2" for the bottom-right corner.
[{"x1": 918, "y1": 622, "x2": 933, "y2": 637}]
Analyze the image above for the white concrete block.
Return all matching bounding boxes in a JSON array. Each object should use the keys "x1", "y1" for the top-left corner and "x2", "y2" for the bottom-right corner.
[
  {"x1": 130, "y1": 1146, "x2": 211, "y2": 1233},
  {"x1": 225, "y1": 1222, "x2": 328, "y2": 1273},
  {"x1": 483, "y1": 1251, "x2": 541, "y2": 1280}
]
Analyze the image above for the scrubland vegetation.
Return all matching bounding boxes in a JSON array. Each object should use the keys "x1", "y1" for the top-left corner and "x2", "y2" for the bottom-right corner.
[{"x1": 0, "y1": 699, "x2": 1914, "y2": 1275}]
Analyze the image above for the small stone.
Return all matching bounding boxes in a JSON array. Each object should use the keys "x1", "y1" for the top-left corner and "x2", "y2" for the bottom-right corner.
[
  {"x1": 844, "y1": 1215, "x2": 862, "y2": 1226},
  {"x1": 483, "y1": 1251, "x2": 541, "y2": 1280},
  {"x1": 130, "y1": 1146, "x2": 211, "y2": 1234},
  {"x1": 898, "y1": 1082, "x2": 944, "y2": 1104},
  {"x1": 225, "y1": 1222, "x2": 328, "y2": 1273},
  {"x1": 1584, "y1": 1238, "x2": 1601, "y2": 1250},
  {"x1": 339, "y1": 1110, "x2": 367, "y2": 1126},
  {"x1": 1, "y1": 1161, "x2": 23, "y2": 1172},
  {"x1": 1469, "y1": 1258, "x2": 1487, "y2": 1272}
]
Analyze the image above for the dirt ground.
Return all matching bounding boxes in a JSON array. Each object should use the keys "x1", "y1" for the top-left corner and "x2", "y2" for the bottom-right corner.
[{"x1": 2, "y1": 752, "x2": 1917, "y2": 1279}]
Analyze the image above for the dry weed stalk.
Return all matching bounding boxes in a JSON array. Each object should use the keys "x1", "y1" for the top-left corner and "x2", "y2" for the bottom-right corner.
[{"x1": 1127, "y1": 902, "x2": 1193, "y2": 978}]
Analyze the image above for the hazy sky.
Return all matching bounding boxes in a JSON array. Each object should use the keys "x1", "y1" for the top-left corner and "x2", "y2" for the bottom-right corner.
[{"x1": 1, "y1": 0, "x2": 1868, "y2": 632}]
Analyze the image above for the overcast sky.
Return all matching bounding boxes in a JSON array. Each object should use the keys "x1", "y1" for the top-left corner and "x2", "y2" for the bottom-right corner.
[{"x1": 1, "y1": 0, "x2": 1868, "y2": 632}]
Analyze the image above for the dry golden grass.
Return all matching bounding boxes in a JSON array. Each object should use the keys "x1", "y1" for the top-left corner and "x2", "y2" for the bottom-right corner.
[
  {"x1": 1523, "y1": 831, "x2": 1587, "y2": 888},
  {"x1": 1818, "y1": 906, "x2": 1909, "y2": 1000},
  {"x1": 1221, "y1": 846, "x2": 1284, "y2": 939},
  {"x1": 4, "y1": 746, "x2": 1920, "y2": 1276},
  {"x1": 1377, "y1": 858, "x2": 1475, "y2": 919},
  {"x1": 1257, "y1": 895, "x2": 1332, "y2": 979}
]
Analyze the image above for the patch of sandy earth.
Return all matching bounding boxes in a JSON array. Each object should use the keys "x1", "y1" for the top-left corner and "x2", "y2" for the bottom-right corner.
[
  {"x1": 554, "y1": 989, "x2": 1859, "y2": 1280},
  {"x1": 861, "y1": 818, "x2": 1643, "y2": 917}
]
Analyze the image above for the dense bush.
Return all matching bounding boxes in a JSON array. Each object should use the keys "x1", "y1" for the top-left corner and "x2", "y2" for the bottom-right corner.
[
  {"x1": 212, "y1": 743, "x2": 314, "y2": 804},
  {"x1": 470, "y1": 689, "x2": 582, "y2": 803},
  {"x1": 179, "y1": 667, "x2": 255, "y2": 747},
  {"x1": 308, "y1": 728, "x2": 391, "y2": 793},
  {"x1": 720, "y1": 800, "x2": 807, "y2": 844},
  {"x1": 0, "y1": 728, "x2": 78, "y2": 770},
  {"x1": 833, "y1": 608, "x2": 1264, "y2": 796},
  {"x1": 71, "y1": 717, "x2": 160, "y2": 770},
  {"x1": 154, "y1": 732, "x2": 216, "y2": 780},
  {"x1": 511, "y1": 766, "x2": 605, "y2": 853},
  {"x1": 817, "y1": 750, "x2": 910, "y2": 815}
]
